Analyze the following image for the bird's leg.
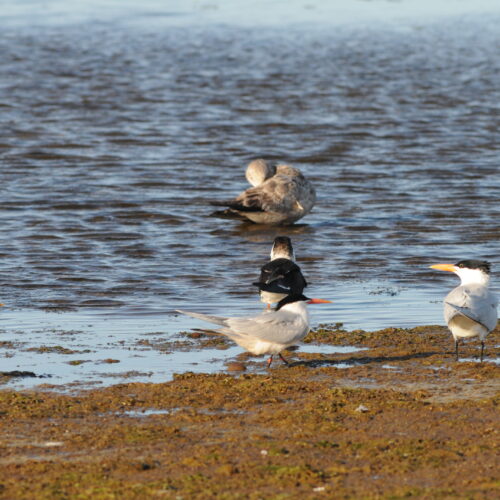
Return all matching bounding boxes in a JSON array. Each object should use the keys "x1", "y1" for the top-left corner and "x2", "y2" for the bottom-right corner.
[
  {"x1": 278, "y1": 352, "x2": 289, "y2": 366},
  {"x1": 267, "y1": 355, "x2": 273, "y2": 368},
  {"x1": 480, "y1": 341, "x2": 485, "y2": 362},
  {"x1": 455, "y1": 338, "x2": 459, "y2": 361},
  {"x1": 267, "y1": 304, "x2": 271, "y2": 310}
]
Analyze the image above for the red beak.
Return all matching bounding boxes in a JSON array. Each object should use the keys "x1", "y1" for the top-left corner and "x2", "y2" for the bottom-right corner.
[{"x1": 307, "y1": 298, "x2": 332, "y2": 304}]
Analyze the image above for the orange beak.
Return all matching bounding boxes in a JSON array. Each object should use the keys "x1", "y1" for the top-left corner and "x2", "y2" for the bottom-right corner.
[
  {"x1": 429, "y1": 263, "x2": 456, "y2": 273},
  {"x1": 307, "y1": 298, "x2": 332, "y2": 304}
]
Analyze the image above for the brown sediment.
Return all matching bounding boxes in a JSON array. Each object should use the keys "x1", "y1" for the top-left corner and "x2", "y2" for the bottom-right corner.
[{"x1": 0, "y1": 324, "x2": 499, "y2": 499}]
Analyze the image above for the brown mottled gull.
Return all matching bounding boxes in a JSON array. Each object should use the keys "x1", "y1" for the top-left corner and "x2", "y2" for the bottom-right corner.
[{"x1": 211, "y1": 159, "x2": 316, "y2": 225}]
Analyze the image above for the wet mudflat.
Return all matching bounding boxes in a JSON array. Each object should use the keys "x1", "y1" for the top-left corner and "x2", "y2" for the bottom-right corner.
[{"x1": 1, "y1": 323, "x2": 498, "y2": 499}]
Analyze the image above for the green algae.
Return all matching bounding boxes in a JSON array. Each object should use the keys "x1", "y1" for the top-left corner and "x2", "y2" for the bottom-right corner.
[{"x1": 0, "y1": 324, "x2": 498, "y2": 499}]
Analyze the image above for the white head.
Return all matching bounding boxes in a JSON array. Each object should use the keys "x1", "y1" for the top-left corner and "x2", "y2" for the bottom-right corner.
[
  {"x1": 245, "y1": 159, "x2": 276, "y2": 187},
  {"x1": 430, "y1": 259, "x2": 491, "y2": 286},
  {"x1": 270, "y1": 236, "x2": 295, "y2": 261}
]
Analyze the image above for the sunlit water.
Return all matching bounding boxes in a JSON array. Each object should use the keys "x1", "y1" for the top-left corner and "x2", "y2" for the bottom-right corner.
[{"x1": 0, "y1": 1, "x2": 498, "y2": 389}]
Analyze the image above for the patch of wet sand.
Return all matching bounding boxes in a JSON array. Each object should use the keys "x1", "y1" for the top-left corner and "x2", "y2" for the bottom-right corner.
[{"x1": 0, "y1": 324, "x2": 498, "y2": 498}]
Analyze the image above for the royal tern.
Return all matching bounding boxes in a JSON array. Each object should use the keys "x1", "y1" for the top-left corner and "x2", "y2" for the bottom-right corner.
[
  {"x1": 254, "y1": 237, "x2": 307, "y2": 309},
  {"x1": 212, "y1": 159, "x2": 316, "y2": 225},
  {"x1": 430, "y1": 260, "x2": 498, "y2": 361},
  {"x1": 176, "y1": 293, "x2": 330, "y2": 367}
]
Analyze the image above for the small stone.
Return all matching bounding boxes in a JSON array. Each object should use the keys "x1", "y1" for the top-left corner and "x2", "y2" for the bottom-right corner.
[
  {"x1": 313, "y1": 486, "x2": 326, "y2": 492},
  {"x1": 43, "y1": 441, "x2": 64, "y2": 447},
  {"x1": 260, "y1": 450, "x2": 268, "y2": 456},
  {"x1": 355, "y1": 404, "x2": 369, "y2": 413},
  {"x1": 226, "y1": 362, "x2": 246, "y2": 372},
  {"x1": 236, "y1": 352, "x2": 253, "y2": 360}
]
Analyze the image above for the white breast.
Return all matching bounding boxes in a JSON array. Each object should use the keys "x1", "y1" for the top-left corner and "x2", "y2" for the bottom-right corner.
[{"x1": 259, "y1": 290, "x2": 287, "y2": 305}]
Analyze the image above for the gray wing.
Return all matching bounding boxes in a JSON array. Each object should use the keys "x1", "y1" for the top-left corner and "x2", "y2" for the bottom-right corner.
[
  {"x1": 175, "y1": 309, "x2": 229, "y2": 327},
  {"x1": 226, "y1": 309, "x2": 308, "y2": 345},
  {"x1": 444, "y1": 286, "x2": 498, "y2": 332},
  {"x1": 233, "y1": 174, "x2": 306, "y2": 213}
]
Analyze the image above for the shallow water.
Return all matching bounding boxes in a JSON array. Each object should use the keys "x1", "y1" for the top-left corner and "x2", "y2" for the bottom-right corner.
[
  {"x1": 0, "y1": 1, "x2": 499, "y2": 389},
  {"x1": 0, "y1": 308, "x2": 370, "y2": 390}
]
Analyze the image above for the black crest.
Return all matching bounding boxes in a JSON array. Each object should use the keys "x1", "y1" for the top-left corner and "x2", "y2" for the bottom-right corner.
[{"x1": 455, "y1": 260, "x2": 491, "y2": 274}]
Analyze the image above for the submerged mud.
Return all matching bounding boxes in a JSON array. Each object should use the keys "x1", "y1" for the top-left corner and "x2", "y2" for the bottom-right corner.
[{"x1": 0, "y1": 324, "x2": 498, "y2": 498}]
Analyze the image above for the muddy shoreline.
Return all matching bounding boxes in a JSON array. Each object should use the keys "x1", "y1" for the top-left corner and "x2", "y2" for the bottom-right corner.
[{"x1": 1, "y1": 324, "x2": 499, "y2": 499}]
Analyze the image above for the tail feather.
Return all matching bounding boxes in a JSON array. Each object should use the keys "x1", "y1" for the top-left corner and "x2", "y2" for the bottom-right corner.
[
  {"x1": 209, "y1": 200, "x2": 233, "y2": 207},
  {"x1": 209, "y1": 208, "x2": 249, "y2": 221},
  {"x1": 176, "y1": 309, "x2": 228, "y2": 327},
  {"x1": 209, "y1": 200, "x2": 262, "y2": 213}
]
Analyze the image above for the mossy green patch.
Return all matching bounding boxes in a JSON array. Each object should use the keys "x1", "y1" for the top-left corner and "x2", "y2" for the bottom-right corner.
[{"x1": 0, "y1": 323, "x2": 498, "y2": 498}]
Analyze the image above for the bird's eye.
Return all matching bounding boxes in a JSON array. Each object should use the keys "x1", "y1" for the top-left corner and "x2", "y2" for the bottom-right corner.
[{"x1": 458, "y1": 263, "x2": 464, "y2": 268}]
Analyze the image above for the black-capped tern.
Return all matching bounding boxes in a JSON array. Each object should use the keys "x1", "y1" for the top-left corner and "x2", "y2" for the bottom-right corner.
[
  {"x1": 176, "y1": 293, "x2": 330, "y2": 368},
  {"x1": 430, "y1": 259, "x2": 498, "y2": 361}
]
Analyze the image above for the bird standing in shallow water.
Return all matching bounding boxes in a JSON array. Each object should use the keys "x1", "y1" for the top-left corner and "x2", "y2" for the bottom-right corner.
[
  {"x1": 254, "y1": 236, "x2": 307, "y2": 310},
  {"x1": 176, "y1": 293, "x2": 330, "y2": 368},
  {"x1": 430, "y1": 259, "x2": 498, "y2": 361},
  {"x1": 211, "y1": 159, "x2": 316, "y2": 225}
]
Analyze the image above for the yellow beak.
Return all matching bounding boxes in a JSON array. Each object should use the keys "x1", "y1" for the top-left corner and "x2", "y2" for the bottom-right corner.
[{"x1": 429, "y1": 263, "x2": 456, "y2": 273}]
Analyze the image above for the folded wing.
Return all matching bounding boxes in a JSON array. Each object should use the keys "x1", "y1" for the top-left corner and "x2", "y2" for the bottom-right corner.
[
  {"x1": 444, "y1": 285, "x2": 498, "y2": 332},
  {"x1": 254, "y1": 258, "x2": 307, "y2": 294},
  {"x1": 226, "y1": 309, "x2": 308, "y2": 345}
]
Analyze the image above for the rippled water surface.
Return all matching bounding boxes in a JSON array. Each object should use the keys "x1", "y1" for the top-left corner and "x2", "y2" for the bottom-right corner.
[{"x1": 1, "y1": 1, "x2": 499, "y2": 388}]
